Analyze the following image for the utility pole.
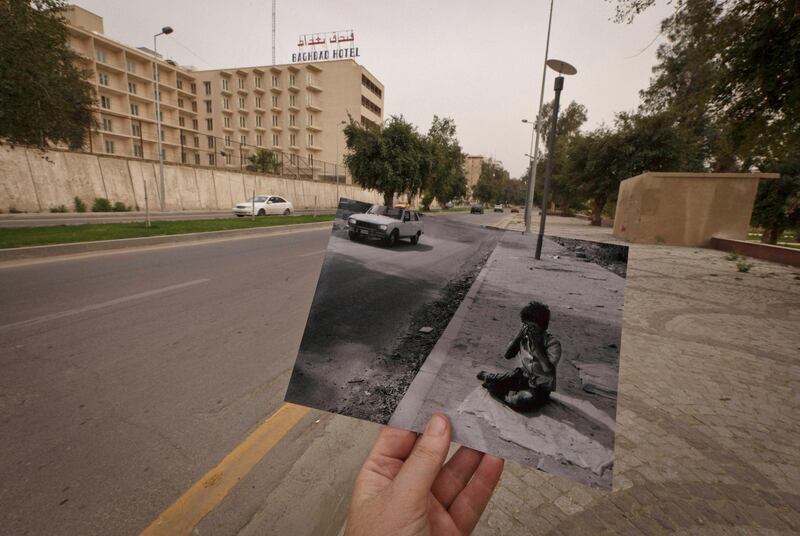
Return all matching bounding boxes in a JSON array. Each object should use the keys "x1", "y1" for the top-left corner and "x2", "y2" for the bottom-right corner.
[
  {"x1": 272, "y1": 0, "x2": 277, "y2": 65},
  {"x1": 524, "y1": 0, "x2": 554, "y2": 234},
  {"x1": 153, "y1": 26, "x2": 173, "y2": 211}
]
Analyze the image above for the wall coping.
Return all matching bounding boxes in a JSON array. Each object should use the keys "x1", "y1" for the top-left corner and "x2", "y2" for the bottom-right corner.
[{"x1": 628, "y1": 171, "x2": 780, "y2": 181}]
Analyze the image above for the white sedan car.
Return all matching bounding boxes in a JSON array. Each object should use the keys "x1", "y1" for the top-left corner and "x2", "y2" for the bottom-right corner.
[{"x1": 233, "y1": 195, "x2": 294, "y2": 217}]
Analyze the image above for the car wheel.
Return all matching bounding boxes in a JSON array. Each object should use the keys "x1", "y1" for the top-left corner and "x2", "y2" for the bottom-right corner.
[
  {"x1": 257, "y1": 209, "x2": 266, "y2": 216},
  {"x1": 410, "y1": 232, "x2": 420, "y2": 245},
  {"x1": 348, "y1": 230, "x2": 359, "y2": 241},
  {"x1": 283, "y1": 208, "x2": 291, "y2": 216},
  {"x1": 384, "y1": 230, "x2": 397, "y2": 247},
  {"x1": 236, "y1": 214, "x2": 244, "y2": 217}
]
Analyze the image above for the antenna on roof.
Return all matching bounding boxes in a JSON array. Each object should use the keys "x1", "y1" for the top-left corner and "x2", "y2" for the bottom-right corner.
[{"x1": 272, "y1": 0, "x2": 276, "y2": 65}]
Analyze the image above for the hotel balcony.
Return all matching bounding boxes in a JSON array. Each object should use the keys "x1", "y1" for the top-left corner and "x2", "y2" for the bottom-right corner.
[{"x1": 305, "y1": 102, "x2": 323, "y2": 113}]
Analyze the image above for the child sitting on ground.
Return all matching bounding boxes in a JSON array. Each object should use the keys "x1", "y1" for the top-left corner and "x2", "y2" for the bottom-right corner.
[{"x1": 477, "y1": 301, "x2": 562, "y2": 411}]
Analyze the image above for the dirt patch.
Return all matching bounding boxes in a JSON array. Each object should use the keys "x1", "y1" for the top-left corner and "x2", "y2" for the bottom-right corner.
[
  {"x1": 337, "y1": 249, "x2": 494, "y2": 424},
  {"x1": 548, "y1": 236, "x2": 628, "y2": 279}
]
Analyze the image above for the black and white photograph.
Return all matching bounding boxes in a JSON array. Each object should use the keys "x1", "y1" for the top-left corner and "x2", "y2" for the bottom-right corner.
[{"x1": 285, "y1": 199, "x2": 628, "y2": 489}]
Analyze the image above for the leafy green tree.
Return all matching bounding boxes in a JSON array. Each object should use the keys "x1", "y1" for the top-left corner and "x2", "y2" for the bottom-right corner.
[
  {"x1": 423, "y1": 116, "x2": 467, "y2": 206},
  {"x1": 0, "y1": 0, "x2": 94, "y2": 149},
  {"x1": 246, "y1": 148, "x2": 282, "y2": 174},
  {"x1": 344, "y1": 116, "x2": 426, "y2": 207},
  {"x1": 473, "y1": 160, "x2": 510, "y2": 204},
  {"x1": 751, "y1": 160, "x2": 800, "y2": 244},
  {"x1": 534, "y1": 101, "x2": 588, "y2": 210}
]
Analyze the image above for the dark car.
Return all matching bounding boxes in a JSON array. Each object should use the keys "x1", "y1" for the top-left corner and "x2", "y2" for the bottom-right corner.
[{"x1": 470, "y1": 204, "x2": 484, "y2": 214}]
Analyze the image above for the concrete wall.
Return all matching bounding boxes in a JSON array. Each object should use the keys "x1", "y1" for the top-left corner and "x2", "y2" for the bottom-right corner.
[
  {"x1": 613, "y1": 172, "x2": 780, "y2": 247},
  {"x1": 0, "y1": 146, "x2": 382, "y2": 213}
]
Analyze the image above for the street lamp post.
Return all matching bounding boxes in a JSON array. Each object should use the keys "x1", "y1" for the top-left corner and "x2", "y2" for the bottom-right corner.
[
  {"x1": 334, "y1": 120, "x2": 346, "y2": 204},
  {"x1": 521, "y1": 119, "x2": 536, "y2": 229},
  {"x1": 535, "y1": 59, "x2": 577, "y2": 261},
  {"x1": 153, "y1": 26, "x2": 173, "y2": 211},
  {"x1": 524, "y1": 0, "x2": 555, "y2": 235}
]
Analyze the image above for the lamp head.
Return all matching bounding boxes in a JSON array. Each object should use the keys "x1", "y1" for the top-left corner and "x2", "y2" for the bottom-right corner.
[
  {"x1": 546, "y1": 59, "x2": 577, "y2": 75},
  {"x1": 162, "y1": 26, "x2": 174, "y2": 35}
]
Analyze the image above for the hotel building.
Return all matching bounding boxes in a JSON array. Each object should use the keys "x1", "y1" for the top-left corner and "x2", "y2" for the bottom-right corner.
[{"x1": 62, "y1": 5, "x2": 384, "y2": 178}]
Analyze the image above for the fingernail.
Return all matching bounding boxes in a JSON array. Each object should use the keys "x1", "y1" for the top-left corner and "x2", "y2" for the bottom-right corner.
[{"x1": 425, "y1": 414, "x2": 447, "y2": 436}]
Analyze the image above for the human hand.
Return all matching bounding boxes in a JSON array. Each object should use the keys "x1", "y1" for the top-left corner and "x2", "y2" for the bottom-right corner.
[{"x1": 345, "y1": 413, "x2": 504, "y2": 536}]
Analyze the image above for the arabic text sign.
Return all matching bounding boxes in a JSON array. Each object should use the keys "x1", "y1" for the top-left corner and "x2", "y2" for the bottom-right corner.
[{"x1": 292, "y1": 30, "x2": 360, "y2": 63}]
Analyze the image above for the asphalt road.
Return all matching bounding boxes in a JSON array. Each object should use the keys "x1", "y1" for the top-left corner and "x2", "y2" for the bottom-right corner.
[
  {"x1": 0, "y1": 209, "x2": 336, "y2": 228},
  {"x1": 0, "y1": 211, "x2": 507, "y2": 535}
]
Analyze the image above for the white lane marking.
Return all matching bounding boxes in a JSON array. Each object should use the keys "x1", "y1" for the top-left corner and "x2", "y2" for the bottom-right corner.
[
  {"x1": 298, "y1": 249, "x2": 327, "y2": 258},
  {"x1": 0, "y1": 279, "x2": 209, "y2": 331}
]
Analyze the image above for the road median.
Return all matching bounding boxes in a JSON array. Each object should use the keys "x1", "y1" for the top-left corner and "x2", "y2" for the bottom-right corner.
[{"x1": 0, "y1": 218, "x2": 333, "y2": 262}]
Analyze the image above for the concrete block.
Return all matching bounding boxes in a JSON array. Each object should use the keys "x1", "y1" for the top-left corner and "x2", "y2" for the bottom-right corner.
[
  {"x1": 194, "y1": 168, "x2": 218, "y2": 210},
  {"x1": 127, "y1": 160, "x2": 159, "y2": 211},
  {"x1": 161, "y1": 165, "x2": 184, "y2": 211},
  {"x1": 61, "y1": 151, "x2": 108, "y2": 205},
  {"x1": 211, "y1": 169, "x2": 234, "y2": 209},
  {"x1": 175, "y1": 166, "x2": 201, "y2": 210},
  {"x1": 98, "y1": 156, "x2": 136, "y2": 208},
  {"x1": 0, "y1": 146, "x2": 39, "y2": 212},
  {"x1": 228, "y1": 172, "x2": 246, "y2": 203},
  {"x1": 26, "y1": 149, "x2": 72, "y2": 212}
]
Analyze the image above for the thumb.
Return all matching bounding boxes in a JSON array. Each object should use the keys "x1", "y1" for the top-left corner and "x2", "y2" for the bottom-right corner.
[{"x1": 392, "y1": 414, "x2": 451, "y2": 502}]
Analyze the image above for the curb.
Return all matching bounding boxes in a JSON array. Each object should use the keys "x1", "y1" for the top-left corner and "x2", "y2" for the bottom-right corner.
[{"x1": 0, "y1": 221, "x2": 333, "y2": 262}]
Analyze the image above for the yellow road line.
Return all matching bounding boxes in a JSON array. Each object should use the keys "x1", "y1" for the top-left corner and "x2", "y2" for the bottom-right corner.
[{"x1": 140, "y1": 403, "x2": 311, "y2": 536}]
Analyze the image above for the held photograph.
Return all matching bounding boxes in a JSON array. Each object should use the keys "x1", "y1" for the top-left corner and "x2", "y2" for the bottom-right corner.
[{"x1": 285, "y1": 198, "x2": 628, "y2": 489}]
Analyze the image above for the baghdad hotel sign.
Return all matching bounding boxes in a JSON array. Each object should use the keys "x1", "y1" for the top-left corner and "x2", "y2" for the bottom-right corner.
[{"x1": 291, "y1": 30, "x2": 360, "y2": 63}]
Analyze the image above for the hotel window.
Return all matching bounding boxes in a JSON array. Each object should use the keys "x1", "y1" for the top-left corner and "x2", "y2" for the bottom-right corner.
[
  {"x1": 192, "y1": 119, "x2": 198, "y2": 130},
  {"x1": 240, "y1": 135, "x2": 247, "y2": 145},
  {"x1": 290, "y1": 134, "x2": 296, "y2": 147},
  {"x1": 289, "y1": 114, "x2": 296, "y2": 126},
  {"x1": 206, "y1": 118, "x2": 213, "y2": 130},
  {"x1": 190, "y1": 82, "x2": 197, "y2": 94},
  {"x1": 223, "y1": 98, "x2": 230, "y2": 109},
  {"x1": 308, "y1": 134, "x2": 314, "y2": 146},
  {"x1": 95, "y1": 48, "x2": 107, "y2": 63},
  {"x1": 256, "y1": 134, "x2": 263, "y2": 146},
  {"x1": 224, "y1": 135, "x2": 231, "y2": 146},
  {"x1": 221, "y1": 78, "x2": 229, "y2": 91},
  {"x1": 128, "y1": 82, "x2": 137, "y2": 94},
  {"x1": 289, "y1": 74, "x2": 296, "y2": 87},
  {"x1": 239, "y1": 116, "x2": 246, "y2": 128},
  {"x1": 176, "y1": 79, "x2": 183, "y2": 90},
  {"x1": 104, "y1": 140, "x2": 114, "y2": 154},
  {"x1": 271, "y1": 95, "x2": 278, "y2": 107},
  {"x1": 130, "y1": 103, "x2": 139, "y2": 116},
  {"x1": 307, "y1": 113, "x2": 313, "y2": 126},
  {"x1": 272, "y1": 134, "x2": 279, "y2": 146},
  {"x1": 133, "y1": 143, "x2": 143, "y2": 157},
  {"x1": 204, "y1": 81, "x2": 212, "y2": 95},
  {"x1": 207, "y1": 136, "x2": 214, "y2": 148},
  {"x1": 225, "y1": 153, "x2": 232, "y2": 165},
  {"x1": 126, "y1": 60, "x2": 135, "y2": 72},
  {"x1": 237, "y1": 78, "x2": 245, "y2": 89},
  {"x1": 155, "y1": 90, "x2": 162, "y2": 102},
  {"x1": 289, "y1": 94, "x2": 296, "y2": 107},
  {"x1": 209, "y1": 154, "x2": 215, "y2": 165},
  {"x1": 158, "y1": 111, "x2": 163, "y2": 121},
  {"x1": 271, "y1": 75, "x2": 279, "y2": 87},
  {"x1": 289, "y1": 154, "x2": 297, "y2": 165},
  {"x1": 361, "y1": 74, "x2": 382, "y2": 98},
  {"x1": 306, "y1": 94, "x2": 313, "y2": 106},
  {"x1": 224, "y1": 117, "x2": 231, "y2": 128},
  {"x1": 272, "y1": 115, "x2": 278, "y2": 127},
  {"x1": 191, "y1": 101, "x2": 197, "y2": 112},
  {"x1": 254, "y1": 76, "x2": 262, "y2": 88},
  {"x1": 178, "y1": 97, "x2": 184, "y2": 108},
  {"x1": 205, "y1": 100, "x2": 212, "y2": 113},
  {"x1": 255, "y1": 115, "x2": 262, "y2": 127},
  {"x1": 255, "y1": 96, "x2": 262, "y2": 108},
  {"x1": 179, "y1": 116, "x2": 185, "y2": 127},
  {"x1": 98, "y1": 72, "x2": 109, "y2": 86},
  {"x1": 132, "y1": 123, "x2": 141, "y2": 137},
  {"x1": 308, "y1": 154, "x2": 314, "y2": 168},
  {"x1": 194, "y1": 136, "x2": 200, "y2": 147},
  {"x1": 101, "y1": 118, "x2": 112, "y2": 131},
  {"x1": 100, "y1": 96, "x2": 111, "y2": 109},
  {"x1": 238, "y1": 97, "x2": 245, "y2": 109},
  {"x1": 194, "y1": 154, "x2": 200, "y2": 165},
  {"x1": 160, "y1": 129, "x2": 164, "y2": 141}
]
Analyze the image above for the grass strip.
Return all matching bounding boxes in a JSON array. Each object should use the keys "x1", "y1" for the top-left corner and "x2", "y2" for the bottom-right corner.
[{"x1": 0, "y1": 214, "x2": 335, "y2": 249}]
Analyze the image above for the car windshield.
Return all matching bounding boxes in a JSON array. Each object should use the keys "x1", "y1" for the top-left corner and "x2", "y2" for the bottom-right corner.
[
  {"x1": 366, "y1": 205, "x2": 403, "y2": 220},
  {"x1": 246, "y1": 196, "x2": 268, "y2": 203}
]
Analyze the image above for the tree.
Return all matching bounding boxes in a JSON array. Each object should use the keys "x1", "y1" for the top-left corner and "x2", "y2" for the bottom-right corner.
[
  {"x1": 343, "y1": 115, "x2": 426, "y2": 207},
  {"x1": 473, "y1": 160, "x2": 510, "y2": 205},
  {"x1": 535, "y1": 101, "x2": 588, "y2": 210},
  {"x1": 423, "y1": 116, "x2": 467, "y2": 206},
  {"x1": 246, "y1": 148, "x2": 282, "y2": 174},
  {"x1": 0, "y1": 0, "x2": 94, "y2": 149},
  {"x1": 751, "y1": 159, "x2": 800, "y2": 244}
]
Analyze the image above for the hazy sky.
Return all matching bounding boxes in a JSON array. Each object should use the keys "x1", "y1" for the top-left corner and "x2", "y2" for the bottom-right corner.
[{"x1": 75, "y1": 0, "x2": 675, "y2": 177}]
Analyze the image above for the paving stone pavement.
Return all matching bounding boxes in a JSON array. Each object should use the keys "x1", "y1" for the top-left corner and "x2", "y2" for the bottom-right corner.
[{"x1": 468, "y1": 215, "x2": 800, "y2": 535}]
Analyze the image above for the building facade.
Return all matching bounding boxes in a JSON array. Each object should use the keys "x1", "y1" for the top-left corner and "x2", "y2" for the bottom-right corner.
[{"x1": 62, "y1": 5, "x2": 384, "y2": 179}]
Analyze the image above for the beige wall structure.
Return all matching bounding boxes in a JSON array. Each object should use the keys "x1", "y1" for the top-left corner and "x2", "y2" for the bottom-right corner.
[
  {"x1": 613, "y1": 172, "x2": 779, "y2": 247},
  {"x1": 61, "y1": 5, "x2": 384, "y2": 182},
  {"x1": 463, "y1": 155, "x2": 483, "y2": 199}
]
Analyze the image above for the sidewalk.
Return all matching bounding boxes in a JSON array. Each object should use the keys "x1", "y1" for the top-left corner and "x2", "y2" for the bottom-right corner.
[{"x1": 463, "y1": 215, "x2": 800, "y2": 534}]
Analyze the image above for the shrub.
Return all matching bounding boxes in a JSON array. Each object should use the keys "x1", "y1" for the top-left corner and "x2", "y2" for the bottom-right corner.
[
  {"x1": 50, "y1": 205, "x2": 68, "y2": 213},
  {"x1": 92, "y1": 197, "x2": 112, "y2": 212},
  {"x1": 725, "y1": 252, "x2": 741, "y2": 261},
  {"x1": 736, "y1": 260, "x2": 752, "y2": 273},
  {"x1": 73, "y1": 196, "x2": 87, "y2": 213},
  {"x1": 112, "y1": 201, "x2": 131, "y2": 212}
]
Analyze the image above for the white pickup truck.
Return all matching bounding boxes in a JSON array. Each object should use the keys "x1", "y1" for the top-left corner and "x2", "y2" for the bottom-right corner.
[{"x1": 347, "y1": 205, "x2": 424, "y2": 246}]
